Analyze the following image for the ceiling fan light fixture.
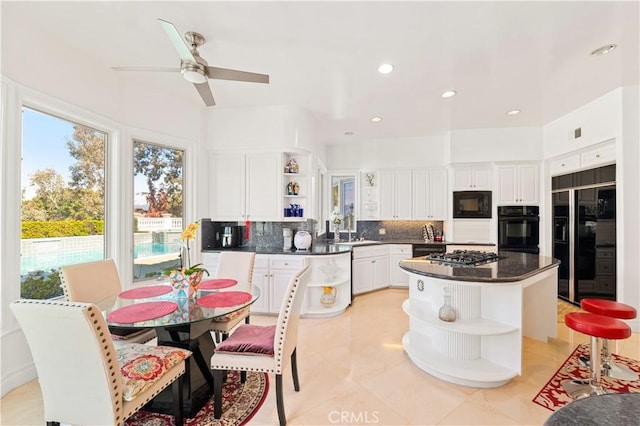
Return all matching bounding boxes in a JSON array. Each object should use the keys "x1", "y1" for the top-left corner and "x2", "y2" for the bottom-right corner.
[
  {"x1": 590, "y1": 44, "x2": 617, "y2": 57},
  {"x1": 182, "y1": 68, "x2": 207, "y2": 84},
  {"x1": 378, "y1": 63, "x2": 394, "y2": 74}
]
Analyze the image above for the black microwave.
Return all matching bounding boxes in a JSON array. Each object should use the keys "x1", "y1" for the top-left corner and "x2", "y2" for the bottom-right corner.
[{"x1": 453, "y1": 191, "x2": 492, "y2": 218}]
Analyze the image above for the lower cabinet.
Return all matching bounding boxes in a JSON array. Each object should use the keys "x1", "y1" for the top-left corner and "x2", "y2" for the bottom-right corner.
[
  {"x1": 252, "y1": 255, "x2": 305, "y2": 314},
  {"x1": 352, "y1": 245, "x2": 390, "y2": 295},
  {"x1": 389, "y1": 244, "x2": 412, "y2": 287}
]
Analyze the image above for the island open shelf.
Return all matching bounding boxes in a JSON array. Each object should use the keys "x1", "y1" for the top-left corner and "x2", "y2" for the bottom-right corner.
[{"x1": 399, "y1": 252, "x2": 559, "y2": 388}]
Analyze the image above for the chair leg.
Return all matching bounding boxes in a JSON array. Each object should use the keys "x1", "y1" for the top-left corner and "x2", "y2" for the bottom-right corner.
[
  {"x1": 240, "y1": 370, "x2": 247, "y2": 383},
  {"x1": 245, "y1": 315, "x2": 250, "y2": 324},
  {"x1": 46, "y1": 422, "x2": 60, "y2": 426},
  {"x1": 276, "y1": 373, "x2": 286, "y2": 426},
  {"x1": 213, "y1": 369, "x2": 225, "y2": 419},
  {"x1": 173, "y1": 373, "x2": 184, "y2": 426},
  {"x1": 291, "y1": 348, "x2": 300, "y2": 392}
]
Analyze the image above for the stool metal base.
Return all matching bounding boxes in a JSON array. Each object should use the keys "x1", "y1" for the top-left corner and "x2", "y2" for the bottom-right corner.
[
  {"x1": 576, "y1": 356, "x2": 639, "y2": 381},
  {"x1": 561, "y1": 380, "x2": 609, "y2": 400}
]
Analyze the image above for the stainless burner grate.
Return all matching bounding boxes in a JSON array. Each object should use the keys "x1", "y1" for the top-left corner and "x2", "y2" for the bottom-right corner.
[{"x1": 426, "y1": 250, "x2": 500, "y2": 266}]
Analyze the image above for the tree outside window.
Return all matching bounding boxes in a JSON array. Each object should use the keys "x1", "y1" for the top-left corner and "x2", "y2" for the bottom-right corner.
[{"x1": 21, "y1": 108, "x2": 106, "y2": 299}]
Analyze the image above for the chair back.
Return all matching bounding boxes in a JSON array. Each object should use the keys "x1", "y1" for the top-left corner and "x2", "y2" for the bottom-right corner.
[
  {"x1": 215, "y1": 252, "x2": 256, "y2": 292},
  {"x1": 274, "y1": 266, "x2": 310, "y2": 364},
  {"x1": 60, "y1": 258, "x2": 122, "y2": 310},
  {"x1": 10, "y1": 299, "x2": 123, "y2": 425}
]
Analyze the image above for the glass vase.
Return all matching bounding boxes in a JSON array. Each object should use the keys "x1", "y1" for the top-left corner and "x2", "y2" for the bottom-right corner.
[
  {"x1": 438, "y1": 286, "x2": 456, "y2": 322},
  {"x1": 333, "y1": 225, "x2": 341, "y2": 242}
]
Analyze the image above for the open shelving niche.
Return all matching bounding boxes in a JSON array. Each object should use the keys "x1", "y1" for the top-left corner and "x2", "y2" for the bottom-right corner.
[
  {"x1": 402, "y1": 274, "x2": 525, "y2": 388},
  {"x1": 302, "y1": 252, "x2": 351, "y2": 318},
  {"x1": 282, "y1": 152, "x2": 309, "y2": 222}
]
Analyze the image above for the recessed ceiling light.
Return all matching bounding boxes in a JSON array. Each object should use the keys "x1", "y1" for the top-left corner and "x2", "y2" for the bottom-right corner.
[
  {"x1": 506, "y1": 109, "x2": 521, "y2": 116},
  {"x1": 344, "y1": 131, "x2": 354, "y2": 136},
  {"x1": 378, "y1": 64, "x2": 394, "y2": 74},
  {"x1": 590, "y1": 44, "x2": 617, "y2": 57},
  {"x1": 441, "y1": 90, "x2": 457, "y2": 98},
  {"x1": 371, "y1": 116, "x2": 382, "y2": 123}
]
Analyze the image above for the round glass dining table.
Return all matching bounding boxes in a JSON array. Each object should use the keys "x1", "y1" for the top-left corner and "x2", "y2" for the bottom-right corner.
[{"x1": 105, "y1": 283, "x2": 260, "y2": 418}]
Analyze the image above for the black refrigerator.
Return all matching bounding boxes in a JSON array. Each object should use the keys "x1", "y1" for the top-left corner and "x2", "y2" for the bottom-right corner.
[{"x1": 552, "y1": 165, "x2": 616, "y2": 304}]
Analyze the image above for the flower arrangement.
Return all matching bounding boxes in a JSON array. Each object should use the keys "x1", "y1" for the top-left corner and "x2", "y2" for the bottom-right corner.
[
  {"x1": 167, "y1": 221, "x2": 209, "y2": 298},
  {"x1": 330, "y1": 209, "x2": 343, "y2": 225}
]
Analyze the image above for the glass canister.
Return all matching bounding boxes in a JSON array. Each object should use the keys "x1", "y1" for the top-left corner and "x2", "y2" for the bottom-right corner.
[{"x1": 438, "y1": 286, "x2": 456, "y2": 322}]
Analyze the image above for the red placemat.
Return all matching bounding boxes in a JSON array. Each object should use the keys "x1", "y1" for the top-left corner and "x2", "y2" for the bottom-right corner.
[
  {"x1": 107, "y1": 301, "x2": 177, "y2": 323},
  {"x1": 119, "y1": 285, "x2": 172, "y2": 299},
  {"x1": 199, "y1": 278, "x2": 238, "y2": 290},
  {"x1": 197, "y1": 291, "x2": 252, "y2": 308}
]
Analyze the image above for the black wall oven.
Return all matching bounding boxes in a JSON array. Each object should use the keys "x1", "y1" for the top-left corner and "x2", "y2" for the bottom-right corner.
[{"x1": 498, "y1": 206, "x2": 539, "y2": 253}]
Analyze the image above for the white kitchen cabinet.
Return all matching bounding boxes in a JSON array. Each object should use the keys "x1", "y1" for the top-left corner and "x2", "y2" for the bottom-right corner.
[
  {"x1": 251, "y1": 255, "x2": 305, "y2": 314},
  {"x1": 548, "y1": 141, "x2": 616, "y2": 176},
  {"x1": 412, "y1": 168, "x2": 448, "y2": 220},
  {"x1": 352, "y1": 245, "x2": 390, "y2": 295},
  {"x1": 389, "y1": 244, "x2": 412, "y2": 287},
  {"x1": 210, "y1": 152, "x2": 281, "y2": 221},
  {"x1": 379, "y1": 170, "x2": 412, "y2": 219},
  {"x1": 359, "y1": 171, "x2": 379, "y2": 220},
  {"x1": 452, "y1": 165, "x2": 492, "y2": 190},
  {"x1": 496, "y1": 164, "x2": 539, "y2": 205}
]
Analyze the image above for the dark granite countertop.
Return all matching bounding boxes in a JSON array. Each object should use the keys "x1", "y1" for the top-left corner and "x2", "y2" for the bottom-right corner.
[
  {"x1": 203, "y1": 239, "x2": 497, "y2": 255},
  {"x1": 544, "y1": 393, "x2": 640, "y2": 426},
  {"x1": 399, "y1": 251, "x2": 559, "y2": 283},
  {"x1": 202, "y1": 242, "x2": 351, "y2": 256}
]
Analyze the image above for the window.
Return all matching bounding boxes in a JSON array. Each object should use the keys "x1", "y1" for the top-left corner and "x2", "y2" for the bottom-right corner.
[
  {"x1": 133, "y1": 141, "x2": 184, "y2": 281},
  {"x1": 20, "y1": 107, "x2": 106, "y2": 299}
]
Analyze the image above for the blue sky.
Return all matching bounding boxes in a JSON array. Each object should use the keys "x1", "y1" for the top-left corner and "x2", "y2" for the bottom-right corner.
[
  {"x1": 21, "y1": 108, "x2": 75, "y2": 199},
  {"x1": 21, "y1": 107, "x2": 147, "y2": 207}
]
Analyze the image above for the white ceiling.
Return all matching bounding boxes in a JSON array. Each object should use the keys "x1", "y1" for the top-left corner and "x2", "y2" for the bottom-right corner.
[{"x1": 3, "y1": 1, "x2": 639, "y2": 144}]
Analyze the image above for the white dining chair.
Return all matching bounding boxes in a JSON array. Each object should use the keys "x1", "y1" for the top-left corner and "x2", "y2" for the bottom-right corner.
[
  {"x1": 209, "y1": 251, "x2": 256, "y2": 342},
  {"x1": 10, "y1": 299, "x2": 191, "y2": 426},
  {"x1": 211, "y1": 265, "x2": 310, "y2": 426},
  {"x1": 59, "y1": 258, "x2": 157, "y2": 344}
]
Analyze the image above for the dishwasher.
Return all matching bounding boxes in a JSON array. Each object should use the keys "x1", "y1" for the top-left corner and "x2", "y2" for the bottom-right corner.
[{"x1": 412, "y1": 243, "x2": 446, "y2": 258}]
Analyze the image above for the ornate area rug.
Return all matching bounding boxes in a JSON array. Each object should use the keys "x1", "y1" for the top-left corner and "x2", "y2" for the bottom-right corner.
[
  {"x1": 126, "y1": 371, "x2": 269, "y2": 426},
  {"x1": 533, "y1": 345, "x2": 640, "y2": 411}
]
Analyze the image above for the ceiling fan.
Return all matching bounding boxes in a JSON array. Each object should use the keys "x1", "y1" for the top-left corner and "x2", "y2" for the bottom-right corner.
[{"x1": 112, "y1": 18, "x2": 269, "y2": 106}]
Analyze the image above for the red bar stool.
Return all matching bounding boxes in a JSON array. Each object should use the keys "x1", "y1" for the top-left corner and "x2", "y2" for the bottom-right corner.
[
  {"x1": 562, "y1": 312, "x2": 631, "y2": 399},
  {"x1": 580, "y1": 299, "x2": 638, "y2": 381}
]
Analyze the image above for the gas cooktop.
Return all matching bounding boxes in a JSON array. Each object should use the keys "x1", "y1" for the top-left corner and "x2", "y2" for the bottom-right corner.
[{"x1": 426, "y1": 250, "x2": 500, "y2": 266}]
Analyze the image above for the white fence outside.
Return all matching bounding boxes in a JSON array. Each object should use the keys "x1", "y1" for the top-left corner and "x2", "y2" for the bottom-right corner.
[{"x1": 136, "y1": 217, "x2": 183, "y2": 231}]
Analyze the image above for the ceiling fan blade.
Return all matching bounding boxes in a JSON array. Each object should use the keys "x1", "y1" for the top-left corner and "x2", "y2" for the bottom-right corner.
[
  {"x1": 112, "y1": 67, "x2": 180, "y2": 72},
  {"x1": 193, "y1": 82, "x2": 215, "y2": 106},
  {"x1": 206, "y1": 66, "x2": 270, "y2": 84},
  {"x1": 158, "y1": 18, "x2": 196, "y2": 62}
]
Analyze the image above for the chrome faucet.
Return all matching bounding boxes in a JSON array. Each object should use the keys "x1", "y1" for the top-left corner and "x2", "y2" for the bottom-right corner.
[{"x1": 359, "y1": 230, "x2": 368, "y2": 241}]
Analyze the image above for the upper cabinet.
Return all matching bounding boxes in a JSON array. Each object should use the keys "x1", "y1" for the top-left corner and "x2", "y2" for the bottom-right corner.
[
  {"x1": 452, "y1": 165, "x2": 493, "y2": 190},
  {"x1": 379, "y1": 170, "x2": 412, "y2": 220},
  {"x1": 210, "y1": 152, "x2": 288, "y2": 221},
  {"x1": 359, "y1": 171, "x2": 379, "y2": 220},
  {"x1": 548, "y1": 141, "x2": 616, "y2": 176},
  {"x1": 412, "y1": 168, "x2": 448, "y2": 220},
  {"x1": 496, "y1": 164, "x2": 539, "y2": 205}
]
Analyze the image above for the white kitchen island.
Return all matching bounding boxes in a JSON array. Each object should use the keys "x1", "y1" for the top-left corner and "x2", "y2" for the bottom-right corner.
[{"x1": 399, "y1": 252, "x2": 559, "y2": 388}]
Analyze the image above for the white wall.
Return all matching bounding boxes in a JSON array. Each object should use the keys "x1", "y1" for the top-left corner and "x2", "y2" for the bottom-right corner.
[
  {"x1": 326, "y1": 133, "x2": 450, "y2": 170},
  {"x1": 450, "y1": 127, "x2": 543, "y2": 163}
]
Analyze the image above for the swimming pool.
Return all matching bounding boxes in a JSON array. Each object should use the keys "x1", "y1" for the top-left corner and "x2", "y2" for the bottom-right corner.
[{"x1": 20, "y1": 242, "x2": 180, "y2": 276}]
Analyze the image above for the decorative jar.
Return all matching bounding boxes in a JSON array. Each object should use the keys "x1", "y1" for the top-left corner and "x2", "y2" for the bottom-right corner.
[
  {"x1": 438, "y1": 286, "x2": 456, "y2": 322},
  {"x1": 294, "y1": 230, "x2": 312, "y2": 250},
  {"x1": 320, "y1": 286, "x2": 338, "y2": 307}
]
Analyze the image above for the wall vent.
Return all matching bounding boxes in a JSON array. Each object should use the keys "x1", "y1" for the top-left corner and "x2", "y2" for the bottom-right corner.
[{"x1": 574, "y1": 127, "x2": 582, "y2": 139}]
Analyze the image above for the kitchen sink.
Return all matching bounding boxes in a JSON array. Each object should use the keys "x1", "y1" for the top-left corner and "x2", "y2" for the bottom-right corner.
[{"x1": 336, "y1": 240, "x2": 381, "y2": 246}]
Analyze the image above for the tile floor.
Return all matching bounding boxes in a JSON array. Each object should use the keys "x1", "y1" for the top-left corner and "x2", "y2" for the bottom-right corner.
[{"x1": 2, "y1": 288, "x2": 639, "y2": 425}]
